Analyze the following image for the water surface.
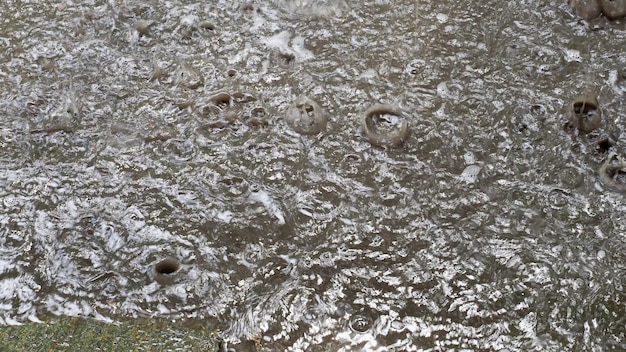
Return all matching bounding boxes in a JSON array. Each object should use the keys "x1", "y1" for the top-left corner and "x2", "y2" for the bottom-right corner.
[{"x1": 1, "y1": 0, "x2": 626, "y2": 351}]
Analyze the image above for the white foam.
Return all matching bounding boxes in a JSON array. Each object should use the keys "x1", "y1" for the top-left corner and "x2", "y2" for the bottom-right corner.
[
  {"x1": 562, "y1": 48, "x2": 582, "y2": 63},
  {"x1": 262, "y1": 31, "x2": 314, "y2": 62},
  {"x1": 457, "y1": 165, "x2": 481, "y2": 184},
  {"x1": 217, "y1": 211, "x2": 234, "y2": 223},
  {"x1": 249, "y1": 190, "x2": 286, "y2": 224}
]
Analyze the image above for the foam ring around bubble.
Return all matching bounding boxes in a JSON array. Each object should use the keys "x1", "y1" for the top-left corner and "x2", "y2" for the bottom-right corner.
[
  {"x1": 362, "y1": 104, "x2": 409, "y2": 148},
  {"x1": 599, "y1": 154, "x2": 626, "y2": 192}
]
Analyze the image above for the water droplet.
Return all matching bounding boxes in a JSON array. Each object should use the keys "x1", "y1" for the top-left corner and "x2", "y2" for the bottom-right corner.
[
  {"x1": 349, "y1": 314, "x2": 373, "y2": 333},
  {"x1": 390, "y1": 320, "x2": 405, "y2": 331}
]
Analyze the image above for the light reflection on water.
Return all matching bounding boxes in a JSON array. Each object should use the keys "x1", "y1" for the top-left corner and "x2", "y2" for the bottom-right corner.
[{"x1": 1, "y1": 0, "x2": 626, "y2": 350}]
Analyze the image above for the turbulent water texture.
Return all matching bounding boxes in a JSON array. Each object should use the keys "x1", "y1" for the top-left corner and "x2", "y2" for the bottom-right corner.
[{"x1": 1, "y1": 0, "x2": 626, "y2": 350}]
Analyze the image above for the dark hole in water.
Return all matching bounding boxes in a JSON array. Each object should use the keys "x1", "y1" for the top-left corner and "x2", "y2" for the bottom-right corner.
[
  {"x1": 573, "y1": 101, "x2": 598, "y2": 116},
  {"x1": 303, "y1": 104, "x2": 315, "y2": 116},
  {"x1": 530, "y1": 104, "x2": 545, "y2": 115},
  {"x1": 280, "y1": 52, "x2": 295, "y2": 65},
  {"x1": 154, "y1": 258, "x2": 180, "y2": 274},
  {"x1": 597, "y1": 137, "x2": 613, "y2": 154},
  {"x1": 199, "y1": 21, "x2": 215, "y2": 32},
  {"x1": 606, "y1": 165, "x2": 626, "y2": 181},
  {"x1": 212, "y1": 93, "x2": 232, "y2": 107}
]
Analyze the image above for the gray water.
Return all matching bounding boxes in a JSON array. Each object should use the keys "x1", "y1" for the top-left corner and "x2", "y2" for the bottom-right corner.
[{"x1": 1, "y1": 0, "x2": 626, "y2": 351}]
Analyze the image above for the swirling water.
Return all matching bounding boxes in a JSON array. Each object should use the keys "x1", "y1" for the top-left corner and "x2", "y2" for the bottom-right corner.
[{"x1": 1, "y1": 0, "x2": 626, "y2": 351}]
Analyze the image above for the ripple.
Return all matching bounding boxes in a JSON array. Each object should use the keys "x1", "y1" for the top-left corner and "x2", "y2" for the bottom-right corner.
[
  {"x1": 270, "y1": 0, "x2": 351, "y2": 17},
  {"x1": 349, "y1": 313, "x2": 373, "y2": 333},
  {"x1": 554, "y1": 165, "x2": 584, "y2": 189},
  {"x1": 1, "y1": 1, "x2": 626, "y2": 351},
  {"x1": 174, "y1": 63, "x2": 204, "y2": 89},
  {"x1": 546, "y1": 188, "x2": 571, "y2": 209},
  {"x1": 152, "y1": 138, "x2": 197, "y2": 161}
]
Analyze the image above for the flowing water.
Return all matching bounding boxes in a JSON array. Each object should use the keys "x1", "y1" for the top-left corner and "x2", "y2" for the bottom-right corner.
[{"x1": 1, "y1": 0, "x2": 626, "y2": 351}]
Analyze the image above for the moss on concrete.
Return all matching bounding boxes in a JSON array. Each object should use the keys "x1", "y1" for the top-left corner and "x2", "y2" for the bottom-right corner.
[{"x1": 0, "y1": 317, "x2": 220, "y2": 352}]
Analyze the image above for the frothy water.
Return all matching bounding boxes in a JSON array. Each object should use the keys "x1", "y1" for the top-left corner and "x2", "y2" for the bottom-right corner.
[{"x1": 1, "y1": 0, "x2": 626, "y2": 350}]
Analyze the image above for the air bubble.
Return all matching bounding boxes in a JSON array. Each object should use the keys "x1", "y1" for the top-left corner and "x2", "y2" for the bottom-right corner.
[
  {"x1": 285, "y1": 95, "x2": 327, "y2": 135},
  {"x1": 362, "y1": 104, "x2": 409, "y2": 148},
  {"x1": 349, "y1": 313, "x2": 373, "y2": 333},
  {"x1": 569, "y1": 91, "x2": 601, "y2": 133}
]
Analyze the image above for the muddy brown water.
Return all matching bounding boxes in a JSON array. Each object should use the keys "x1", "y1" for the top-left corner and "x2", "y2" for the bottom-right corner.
[{"x1": 1, "y1": 0, "x2": 626, "y2": 351}]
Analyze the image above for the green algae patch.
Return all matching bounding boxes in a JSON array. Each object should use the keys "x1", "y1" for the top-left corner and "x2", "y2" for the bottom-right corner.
[{"x1": 0, "y1": 317, "x2": 220, "y2": 352}]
